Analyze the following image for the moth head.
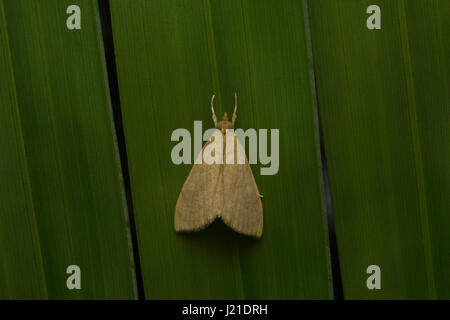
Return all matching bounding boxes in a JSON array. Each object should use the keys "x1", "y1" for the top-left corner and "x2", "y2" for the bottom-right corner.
[
  {"x1": 222, "y1": 112, "x2": 229, "y2": 122},
  {"x1": 217, "y1": 113, "x2": 234, "y2": 133}
]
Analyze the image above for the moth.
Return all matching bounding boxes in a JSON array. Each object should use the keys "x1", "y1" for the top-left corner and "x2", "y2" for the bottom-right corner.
[{"x1": 174, "y1": 94, "x2": 263, "y2": 238}]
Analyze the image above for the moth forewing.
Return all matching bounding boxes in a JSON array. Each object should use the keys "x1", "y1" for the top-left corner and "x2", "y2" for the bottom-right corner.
[
  {"x1": 221, "y1": 168, "x2": 263, "y2": 237},
  {"x1": 221, "y1": 131, "x2": 263, "y2": 238},
  {"x1": 174, "y1": 131, "x2": 222, "y2": 232}
]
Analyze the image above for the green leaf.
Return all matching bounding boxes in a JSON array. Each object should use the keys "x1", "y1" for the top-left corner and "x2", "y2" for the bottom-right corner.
[
  {"x1": 0, "y1": 0, "x2": 47, "y2": 299},
  {"x1": 2, "y1": 0, "x2": 136, "y2": 298},
  {"x1": 309, "y1": 0, "x2": 449, "y2": 299},
  {"x1": 111, "y1": 0, "x2": 332, "y2": 299}
]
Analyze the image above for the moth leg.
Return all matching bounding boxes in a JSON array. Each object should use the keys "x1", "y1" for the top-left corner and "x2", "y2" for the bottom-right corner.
[
  {"x1": 211, "y1": 94, "x2": 217, "y2": 127},
  {"x1": 232, "y1": 92, "x2": 237, "y2": 126}
]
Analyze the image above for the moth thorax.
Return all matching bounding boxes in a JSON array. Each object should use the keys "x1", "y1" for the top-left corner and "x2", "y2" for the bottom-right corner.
[{"x1": 216, "y1": 112, "x2": 234, "y2": 133}]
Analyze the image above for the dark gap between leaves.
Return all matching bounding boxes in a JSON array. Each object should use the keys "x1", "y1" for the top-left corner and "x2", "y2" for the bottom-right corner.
[
  {"x1": 317, "y1": 109, "x2": 344, "y2": 300},
  {"x1": 312, "y1": 52, "x2": 344, "y2": 301},
  {"x1": 304, "y1": 0, "x2": 344, "y2": 300},
  {"x1": 97, "y1": 0, "x2": 145, "y2": 300}
]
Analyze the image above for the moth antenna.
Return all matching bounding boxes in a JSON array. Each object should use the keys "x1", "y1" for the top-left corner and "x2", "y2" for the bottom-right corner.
[
  {"x1": 211, "y1": 94, "x2": 217, "y2": 127},
  {"x1": 232, "y1": 92, "x2": 237, "y2": 125},
  {"x1": 211, "y1": 94, "x2": 215, "y2": 114}
]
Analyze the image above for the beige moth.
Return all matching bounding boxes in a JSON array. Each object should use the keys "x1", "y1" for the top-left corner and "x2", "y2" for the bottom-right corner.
[{"x1": 174, "y1": 94, "x2": 263, "y2": 238}]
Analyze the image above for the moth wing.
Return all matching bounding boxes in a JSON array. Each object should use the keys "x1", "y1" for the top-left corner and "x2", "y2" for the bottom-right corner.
[
  {"x1": 221, "y1": 130, "x2": 263, "y2": 238},
  {"x1": 174, "y1": 129, "x2": 223, "y2": 232}
]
